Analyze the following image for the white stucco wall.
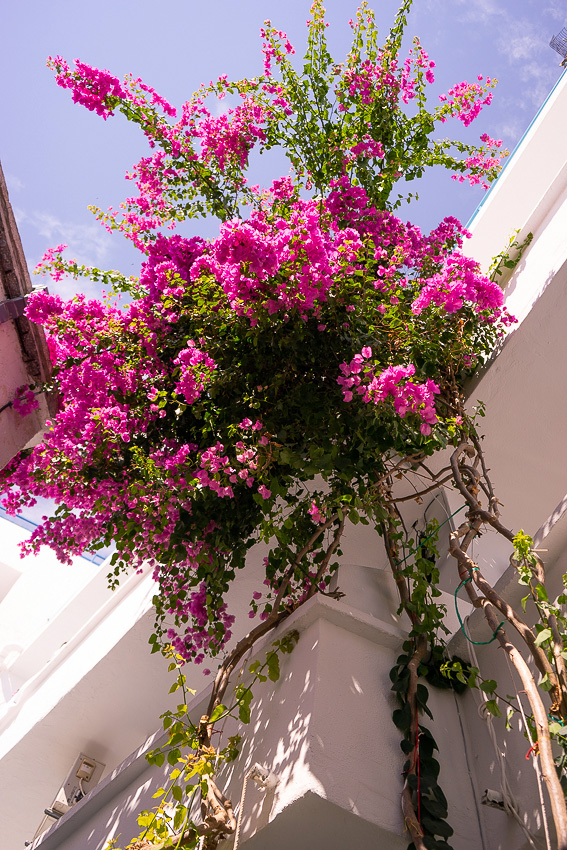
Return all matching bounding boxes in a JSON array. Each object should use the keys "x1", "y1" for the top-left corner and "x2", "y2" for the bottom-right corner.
[{"x1": 25, "y1": 590, "x2": 485, "y2": 850}]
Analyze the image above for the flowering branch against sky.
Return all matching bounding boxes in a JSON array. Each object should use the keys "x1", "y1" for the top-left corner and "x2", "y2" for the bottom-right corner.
[{"x1": 0, "y1": 0, "x2": 564, "y2": 300}]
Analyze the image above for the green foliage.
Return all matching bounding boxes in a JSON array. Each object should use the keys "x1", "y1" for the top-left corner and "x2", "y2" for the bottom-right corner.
[
  {"x1": 489, "y1": 230, "x2": 534, "y2": 284},
  {"x1": 125, "y1": 632, "x2": 298, "y2": 849},
  {"x1": 391, "y1": 643, "x2": 455, "y2": 847}
]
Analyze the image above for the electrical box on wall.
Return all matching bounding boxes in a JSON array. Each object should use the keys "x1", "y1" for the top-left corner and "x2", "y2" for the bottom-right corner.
[
  {"x1": 30, "y1": 753, "x2": 106, "y2": 844},
  {"x1": 60, "y1": 753, "x2": 105, "y2": 809}
]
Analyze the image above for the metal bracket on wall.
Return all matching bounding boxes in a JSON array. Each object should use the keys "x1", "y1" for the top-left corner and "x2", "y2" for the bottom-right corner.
[
  {"x1": 0, "y1": 286, "x2": 48, "y2": 325},
  {"x1": 0, "y1": 295, "x2": 28, "y2": 324}
]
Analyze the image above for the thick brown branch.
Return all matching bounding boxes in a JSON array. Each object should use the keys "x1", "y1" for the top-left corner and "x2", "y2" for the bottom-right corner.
[
  {"x1": 469, "y1": 432, "x2": 499, "y2": 513},
  {"x1": 450, "y1": 443, "x2": 515, "y2": 542},
  {"x1": 483, "y1": 607, "x2": 567, "y2": 849},
  {"x1": 449, "y1": 531, "x2": 556, "y2": 686},
  {"x1": 401, "y1": 635, "x2": 428, "y2": 850},
  {"x1": 382, "y1": 515, "x2": 411, "y2": 612},
  {"x1": 204, "y1": 609, "x2": 290, "y2": 727},
  {"x1": 549, "y1": 614, "x2": 567, "y2": 717}
]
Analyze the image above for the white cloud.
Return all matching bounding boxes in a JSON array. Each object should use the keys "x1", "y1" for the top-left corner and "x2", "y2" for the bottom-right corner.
[
  {"x1": 30, "y1": 212, "x2": 111, "y2": 268},
  {"x1": 453, "y1": 0, "x2": 505, "y2": 24},
  {"x1": 47, "y1": 273, "x2": 104, "y2": 301},
  {"x1": 496, "y1": 19, "x2": 559, "y2": 106},
  {"x1": 5, "y1": 173, "x2": 24, "y2": 193},
  {"x1": 499, "y1": 29, "x2": 542, "y2": 62},
  {"x1": 211, "y1": 96, "x2": 234, "y2": 118},
  {"x1": 544, "y1": 0, "x2": 567, "y2": 24},
  {"x1": 18, "y1": 209, "x2": 115, "y2": 300},
  {"x1": 488, "y1": 113, "x2": 525, "y2": 146}
]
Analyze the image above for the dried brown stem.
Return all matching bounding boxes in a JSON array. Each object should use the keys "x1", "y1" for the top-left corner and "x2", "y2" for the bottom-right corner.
[
  {"x1": 306, "y1": 516, "x2": 345, "y2": 600},
  {"x1": 272, "y1": 512, "x2": 340, "y2": 611},
  {"x1": 392, "y1": 474, "x2": 454, "y2": 504},
  {"x1": 469, "y1": 432, "x2": 498, "y2": 510},
  {"x1": 451, "y1": 444, "x2": 515, "y2": 543}
]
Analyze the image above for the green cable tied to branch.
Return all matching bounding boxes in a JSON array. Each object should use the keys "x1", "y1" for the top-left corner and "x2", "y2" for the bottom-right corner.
[
  {"x1": 455, "y1": 569, "x2": 505, "y2": 645},
  {"x1": 393, "y1": 503, "x2": 468, "y2": 569}
]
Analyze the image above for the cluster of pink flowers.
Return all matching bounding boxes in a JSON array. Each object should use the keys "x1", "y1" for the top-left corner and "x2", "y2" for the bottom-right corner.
[
  {"x1": 35, "y1": 244, "x2": 68, "y2": 283},
  {"x1": 198, "y1": 98, "x2": 266, "y2": 172},
  {"x1": 399, "y1": 38, "x2": 436, "y2": 103},
  {"x1": 45, "y1": 24, "x2": 504, "y2": 258},
  {"x1": 123, "y1": 74, "x2": 177, "y2": 118},
  {"x1": 260, "y1": 23, "x2": 295, "y2": 77},
  {"x1": 22, "y1": 22, "x2": 517, "y2": 668},
  {"x1": 308, "y1": 500, "x2": 326, "y2": 525},
  {"x1": 338, "y1": 58, "x2": 401, "y2": 111},
  {"x1": 2, "y1": 269, "x2": 278, "y2": 659},
  {"x1": 338, "y1": 352, "x2": 440, "y2": 436},
  {"x1": 194, "y1": 442, "x2": 249, "y2": 499},
  {"x1": 190, "y1": 196, "x2": 356, "y2": 317},
  {"x1": 48, "y1": 57, "x2": 127, "y2": 120},
  {"x1": 452, "y1": 133, "x2": 505, "y2": 190},
  {"x1": 437, "y1": 76, "x2": 494, "y2": 127},
  {"x1": 12, "y1": 385, "x2": 39, "y2": 417},
  {"x1": 163, "y1": 579, "x2": 235, "y2": 664},
  {"x1": 347, "y1": 136, "x2": 385, "y2": 161},
  {"x1": 173, "y1": 342, "x2": 217, "y2": 405},
  {"x1": 410, "y1": 253, "x2": 505, "y2": 316}
]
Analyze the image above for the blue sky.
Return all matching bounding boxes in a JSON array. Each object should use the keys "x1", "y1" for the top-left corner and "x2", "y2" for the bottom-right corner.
[{"x1": 1, "y1": 0, "x2": 565, "y2": 300}]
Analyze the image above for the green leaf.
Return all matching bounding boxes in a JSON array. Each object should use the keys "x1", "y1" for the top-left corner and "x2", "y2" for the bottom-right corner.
[
  {"x1": 392, "y1": 701, "x2": 412, "y2": 731},
  {"x1": 167, "y1": 748, "x2": 181, "y2": 766},
  {"x1": 267, "y1": 651, "x2": 280, "y2": 682},
  {"x1": 171, "y1": 784, "x2": 183, "y2": 803},
  {"x1": 540, "y1": 673, "x2": 554, "y2": 692},
  {"x1": 209, "y1": 704, "x2": 227, "y2": 724},
  {"x1": 173, "y1": 804, "x2": 187, "y2": 833},
  {"x1": 420, "y1": 814, "x2": 453, "y2": 838},
  {"x1": 421, "y1": 797, "x2": 448, "y2": 820},
  {"x1": 235, "y1": 686, "x2": 253, "y2": 724},
  {"x1": 485, "y1": 699, "x2": 501, "y2": 718},
  {"x1": 534, "y1": 628, "x2": 552, "y2": 647}
]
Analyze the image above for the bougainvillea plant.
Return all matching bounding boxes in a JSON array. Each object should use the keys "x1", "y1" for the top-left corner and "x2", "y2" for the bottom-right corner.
[{"x1": 4, "y1": 2, "x2": 567, "y2": 848}]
